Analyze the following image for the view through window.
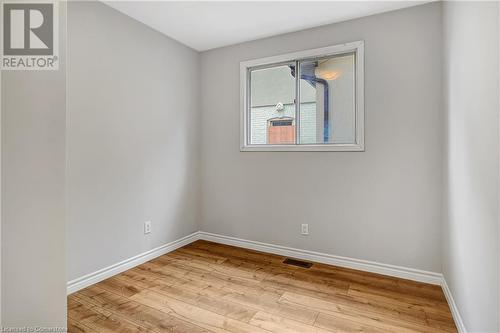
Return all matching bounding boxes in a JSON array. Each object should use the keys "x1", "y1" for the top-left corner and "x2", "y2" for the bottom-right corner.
[{"x1": 241, "y1": 42, "x2": 364, "y2": 151}]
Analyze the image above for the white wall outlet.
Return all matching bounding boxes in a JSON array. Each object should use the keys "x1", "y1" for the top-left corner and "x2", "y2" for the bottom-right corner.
[
  {"x1": 301, "y1": 224, "x2": 309, "y2": 235},
  {"x1": 144, "y1": 221, "x2": 152, "y2": 234}
]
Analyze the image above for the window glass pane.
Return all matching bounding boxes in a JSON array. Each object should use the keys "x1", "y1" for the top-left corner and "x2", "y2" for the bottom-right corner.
[
  {"x1": 249, "y1": 64, "x2": 296, "y2": 145},
  {"x1": 299, "y1": 53, "x2": 356, "y2": 144}
]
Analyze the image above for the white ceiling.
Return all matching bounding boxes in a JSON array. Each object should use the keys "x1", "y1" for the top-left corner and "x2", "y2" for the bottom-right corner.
[{"x1": 104, "y1": 1, "x2": 429, "y2": 51}]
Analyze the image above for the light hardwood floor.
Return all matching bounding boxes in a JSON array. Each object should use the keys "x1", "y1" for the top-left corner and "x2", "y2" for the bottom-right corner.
[{"x1": 68, "y1": 240, "x2": 457, "y2": 333}]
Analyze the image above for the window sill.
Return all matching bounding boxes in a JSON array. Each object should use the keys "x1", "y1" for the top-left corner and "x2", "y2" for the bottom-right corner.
[{"x1": 240, "y1": 143, "x2": 364, "y2": 152}]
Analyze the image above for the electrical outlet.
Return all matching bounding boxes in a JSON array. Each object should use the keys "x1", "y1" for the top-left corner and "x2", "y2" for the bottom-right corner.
[
  {"x1": 144, "y1": 221, "x2": 151, "y2": 234},
  {"x1": 301, "y1": 224, "x2": 309, "y2": 235}
]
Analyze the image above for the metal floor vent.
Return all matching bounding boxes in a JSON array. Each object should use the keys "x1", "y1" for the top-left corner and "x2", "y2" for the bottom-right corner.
[{"x1": 283, "y1": 258, "x2": 313, "y2": 269}]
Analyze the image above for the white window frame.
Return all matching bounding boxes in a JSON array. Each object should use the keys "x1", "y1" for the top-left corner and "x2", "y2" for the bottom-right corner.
[{"x1": 240, "y1": 40, "x2": 364, "y2": 152}]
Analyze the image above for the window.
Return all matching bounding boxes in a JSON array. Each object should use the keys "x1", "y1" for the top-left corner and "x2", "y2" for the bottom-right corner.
[{"x1": 240, "y1": 41, "x2": 364, "y2": 151}]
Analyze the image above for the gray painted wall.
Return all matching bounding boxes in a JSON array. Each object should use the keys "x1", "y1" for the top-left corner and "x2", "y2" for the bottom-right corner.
[
  {"x1": 442, "y1": 2, "x2": 500, "y2": 332},
  {"x1": 0, "y1": 56, "x2": 2, "y2": 327},
  {"x1": 1, "y1": 3, "x2": 67, "y2": 326},
  {"x1": 200, "y1": 2, "x2": 443, "y2": 272},
  {"x1": 2, "y1": 1, "x2": 496, "y2": 326},
  {"x1": 67, "y1": 2, "x2": 201, "y2": 280}
]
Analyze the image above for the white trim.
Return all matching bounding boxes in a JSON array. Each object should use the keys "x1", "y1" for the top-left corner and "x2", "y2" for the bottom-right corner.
[
  {"x1": 67, "y1": 229, "x2": 464, "y2": 332},
  {"x1": 67, "y1": 230, "x2": 443, "y2": 292},
  {"x1": 66, "y1": 231, "x2": 200, "y2": 294},
  {"x1": 240, "y1": 41, "x2": 364, "y2": 71},
  {"x1": 240, "y1": 143, "x2": 364, "y2": 152},
  {"x1": 441, "y1": 277, "x2": 467, "y2": 333},
  {"x1": 198, "y1": 231, "x2": 442, "y2": 285},
  {"x1": 240, "y1": 41, "x2": 365, "y2": 152}
]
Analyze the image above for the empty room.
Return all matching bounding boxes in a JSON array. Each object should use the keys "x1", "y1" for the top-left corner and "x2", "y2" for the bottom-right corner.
[{"x1": 1, "y1": 0, "x2": 499, "y2": 332}]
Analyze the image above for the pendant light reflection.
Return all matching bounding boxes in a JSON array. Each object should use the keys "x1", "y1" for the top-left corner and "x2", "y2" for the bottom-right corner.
[{"x1": 314, "y1": 69, "x2": 341, "y2": 81}]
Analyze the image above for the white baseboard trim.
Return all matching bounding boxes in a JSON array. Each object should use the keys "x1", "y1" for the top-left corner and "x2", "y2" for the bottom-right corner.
[
  {"x1": 441, "y1": 277, "x2": 467, "y2": 333},
  {"x1": 67, "y1": 231, "x2": 200, "y2": 294},
  {"x1": 198, "y1": 231, "x2": 443, "y2": 285},
  {"x1": 67, "y1": 230, "x2": 442, "y2": 293},
  {"x1": 67, "y1": 229, "x2": 465, "y2": 331}
]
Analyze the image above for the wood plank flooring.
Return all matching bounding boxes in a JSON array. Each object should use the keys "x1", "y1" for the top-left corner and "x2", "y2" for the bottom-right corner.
[{"x1": 68, "y1": 240, "x2": 457, "y2": 333}]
